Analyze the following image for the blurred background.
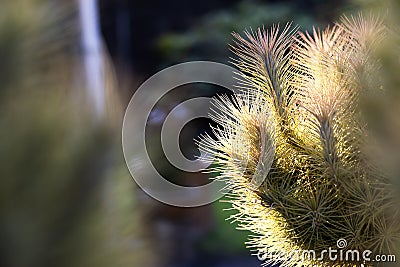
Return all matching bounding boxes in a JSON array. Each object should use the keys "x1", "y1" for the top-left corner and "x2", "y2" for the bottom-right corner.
[{"x1": 1, "y1": 0, "x2": 398, "y2": 267}]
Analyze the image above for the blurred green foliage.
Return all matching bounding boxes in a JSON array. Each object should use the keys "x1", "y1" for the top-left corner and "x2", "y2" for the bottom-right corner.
[
  {"x1": 0, "y1": 1, "x2": 155, "y2": 266},
  {"x1": 197, "y1": 197, "x2": 249, "y2": 254},
  {"x1": 158, "y1": 1, "x2": 323, "y2": 64}
]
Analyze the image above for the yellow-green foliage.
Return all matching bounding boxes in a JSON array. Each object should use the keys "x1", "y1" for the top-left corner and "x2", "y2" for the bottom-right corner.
[{"x1": 199, "y1": 15, "x2": 400, "y2": 266}]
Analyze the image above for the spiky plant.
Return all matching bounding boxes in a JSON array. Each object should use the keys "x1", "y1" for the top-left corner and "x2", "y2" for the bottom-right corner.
[{"x1": 199, "y1": 15, "x2": 400, "y2": 267}]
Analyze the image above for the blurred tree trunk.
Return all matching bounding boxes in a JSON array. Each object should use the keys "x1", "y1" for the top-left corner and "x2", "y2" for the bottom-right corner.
[{"x1": 78, "y1": 0, "x2": 106, "y2": 118}]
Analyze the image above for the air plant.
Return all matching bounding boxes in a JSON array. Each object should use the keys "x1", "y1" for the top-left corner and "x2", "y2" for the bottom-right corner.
[{"x1": 199, "y1": 15, "x2": 400, "y2": 266}]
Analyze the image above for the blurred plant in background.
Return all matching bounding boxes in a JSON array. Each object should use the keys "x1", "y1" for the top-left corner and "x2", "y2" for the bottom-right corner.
[
  {"x1": 157, "y1": 0, "x2": 331, "y2": 65},
  {"x1": 357, "y1": 0, "x2": 400, "y2": 262},
  {"x1": 0, "y1": 1, "x2": 155, "y2": 266},
  {"x1": 199, "y1": 11, "x2": 400, "y2": 267}
]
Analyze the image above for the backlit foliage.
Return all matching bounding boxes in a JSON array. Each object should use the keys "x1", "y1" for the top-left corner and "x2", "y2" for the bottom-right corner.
[{"x1": 199, "y1": 15, "x2": 400, "y2": 266}]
